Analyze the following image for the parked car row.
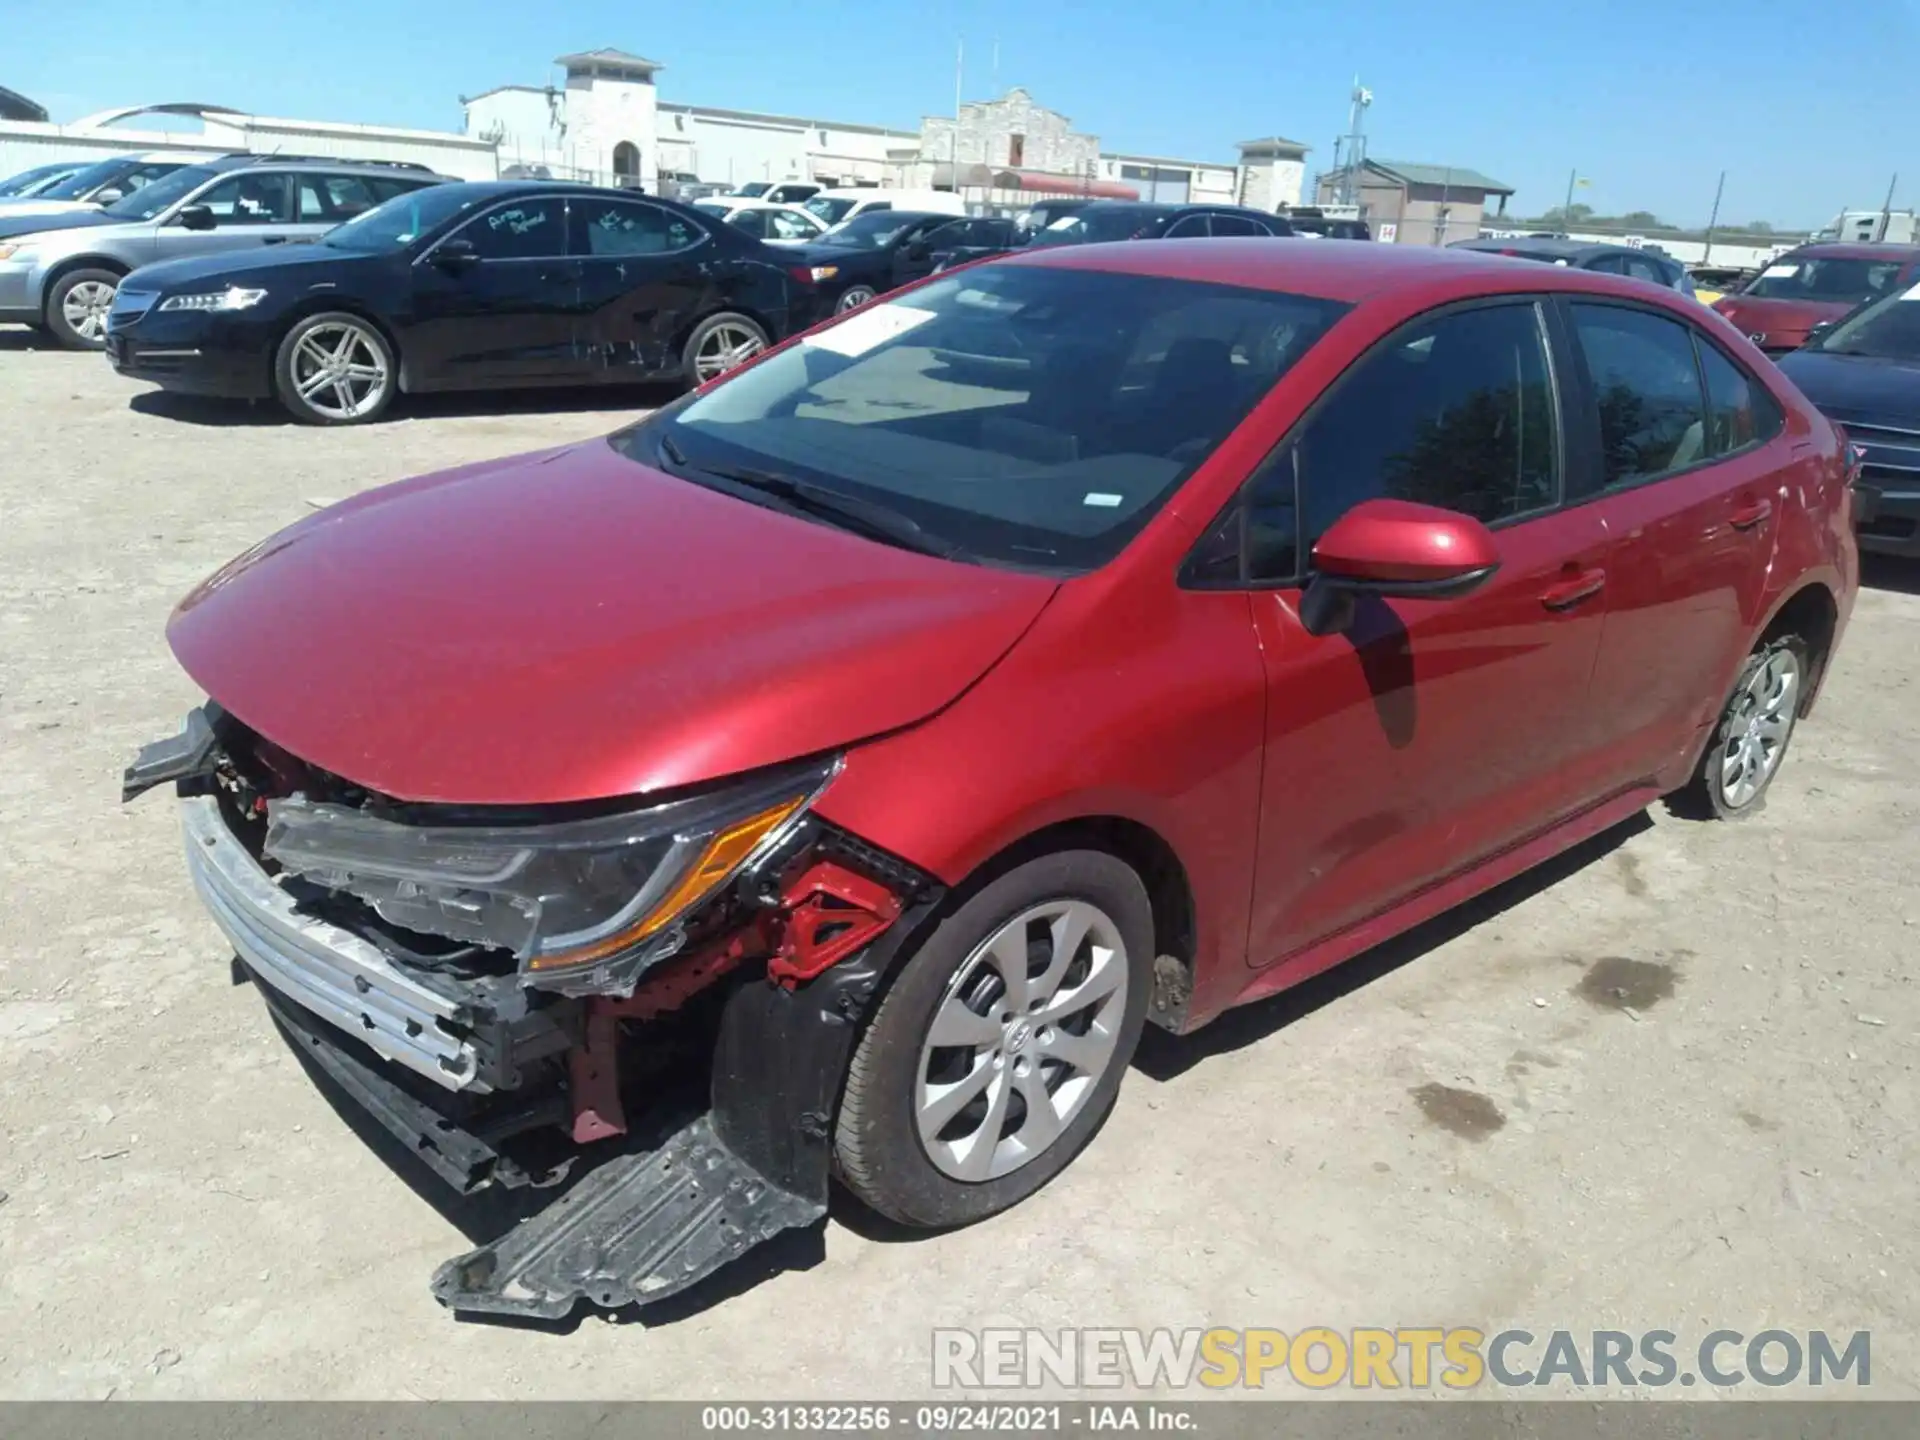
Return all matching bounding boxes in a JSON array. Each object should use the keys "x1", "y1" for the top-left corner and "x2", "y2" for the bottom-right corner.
[{"x1": 1451, "y1": 236, "x2": 1699, "y2": 297}]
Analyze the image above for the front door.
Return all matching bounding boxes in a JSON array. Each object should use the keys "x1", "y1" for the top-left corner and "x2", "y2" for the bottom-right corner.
[
  {"x1": 1237, "y1": 300, "x2": 1614, "y2": 965},
  {"x1": 1561, "y1": 300, "x2": 1789, "y2": 788},
  {"x1": 407, "y1": 194, "x2": 587, "y2": 389},
  {"x1": 153, "y1": 171, "x2": 303, "y2": 265},
  {"x1": 567, "y1": 194, "x2": 711, "y2": 376}
]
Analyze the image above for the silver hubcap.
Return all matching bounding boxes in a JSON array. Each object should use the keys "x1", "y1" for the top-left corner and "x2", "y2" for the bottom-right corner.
[
  {"x1": 837, "y1": 287, "x2": 875, "y2": 313},
  {"x1": 916, "y1": 899, "x2": 1129, "y2": 1183},
  {"x1": 693, "y1": 322, "x2": 764, "y2": 382},
  {"x1": 62, "y1": 280, "x2": 115, "y2": 340},
  {"x1": 1721, "y1": 648, "x2": 1800, "y2": 808},
  {"x1": 291, "y1": 322, "x2": 389, "y2": 420}
]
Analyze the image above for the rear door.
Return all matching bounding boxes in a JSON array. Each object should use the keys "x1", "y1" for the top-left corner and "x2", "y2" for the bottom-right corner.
[
  {"x1": 568, "y1": 194, "x2": 712, "y2": 375},
  {"x1": 1563, "y1": 300, "x2": 1787, "y2": 787},
  {"x1": 407, "y1": 193, "x2": 588, "y2": 388},
  {"x1": 1227, "y1": 299, "x2": 1614, "y2": 963}
]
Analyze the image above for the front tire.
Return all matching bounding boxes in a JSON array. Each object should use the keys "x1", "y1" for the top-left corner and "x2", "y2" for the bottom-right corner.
[
  {"x1": 836, "y1": 284, "x2": 878, "y2": 313},
  {"x1": 45, "y1": 268, "x2": 121, "y2": 350},
  {"x1": 1679, "y1": 635, "x2": 1807, "y2": 819},
  {"x1": 272, "y1": 312, "x2": 397, "y2": 425},
  {"x1": 681, "y1": 311, "x2": 769, "y2": 386},
  {"x1": 834, "y1": 850, "x2": 1152, "y2": 1228}
]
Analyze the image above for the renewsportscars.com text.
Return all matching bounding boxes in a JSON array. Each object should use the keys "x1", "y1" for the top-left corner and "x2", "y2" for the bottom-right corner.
[{"x1": 932, "y1": 1327, "x2": 1871, "y2": 1391}]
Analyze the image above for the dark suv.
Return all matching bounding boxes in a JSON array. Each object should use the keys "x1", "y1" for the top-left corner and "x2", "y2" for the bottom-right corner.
[
  {"x1": 1025, "y1": 200, "x2": 1294, "y2": 246},
  {"x1": 0, "y1": 155, "x2": 446, "y2": 347}
]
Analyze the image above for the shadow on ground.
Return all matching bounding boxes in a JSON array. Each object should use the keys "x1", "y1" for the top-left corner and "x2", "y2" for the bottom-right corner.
[{"x1": 128, "y1": 382, "x2": 680, "y2": 428}]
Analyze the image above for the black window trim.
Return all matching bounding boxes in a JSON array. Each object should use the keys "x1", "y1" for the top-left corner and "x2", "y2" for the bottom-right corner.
[
  {"x1": 1554, "y1": 294, "x2": 1784, "y2": 506},
  {"x1": 1179, "y1": 293, "x2": 1569, "y2": 591}
]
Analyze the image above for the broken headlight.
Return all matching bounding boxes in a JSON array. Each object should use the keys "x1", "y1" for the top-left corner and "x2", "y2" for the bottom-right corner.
[{"x1": 262, "y1": 758, "x2": 837, "y2": 991}]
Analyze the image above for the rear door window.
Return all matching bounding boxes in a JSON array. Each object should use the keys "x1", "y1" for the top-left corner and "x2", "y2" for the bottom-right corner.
[
  {"x1": 1164, "y1": 214, "x2": 1212, "y2": 238},
  {"x1": 572, "y1": 197, "x2": 703, "y2": 256},
  {"x1": 1696, "y1": 339, "x2": 1783, "y2": 455},
  {"x1": 1569, "y1": 304, "x2": 1712, "y2": 488},
  {"x1": 1294, "y1": 302, "x2": 1561, "y2": 544},
  {"x1": 1209, "y1": 214, "x2": 1264, "y2": 237}
]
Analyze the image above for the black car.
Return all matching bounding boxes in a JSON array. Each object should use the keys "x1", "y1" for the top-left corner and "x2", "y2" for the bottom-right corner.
[
  {"x1": 104, "y1": 182, "x2": 803, "y2": 425},
  {"x1": 1451, "y1": 236, "x2": 1696, "y2": 297},
  {"x1": 1023, "y1": 200, "x2": 1294, "y2": 247},
  {"x1": 1776, "y1": 286, "x2": 1920, "y2": 558},
  {"x1": 785, "y1": 210, "x2": 964, "y2": 314},
  {"x1": 1010, "y1": 196, "x2": 1096, "y2": 242},
  {"x1": 925, "y1": 215, "x2": 1019, "y2": 273}
]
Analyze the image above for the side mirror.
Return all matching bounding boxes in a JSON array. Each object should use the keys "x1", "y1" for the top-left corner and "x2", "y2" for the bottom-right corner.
[
  {"x1": 1299, "y1": 498, "x2": 1500, "y2": 637},
  {"x1": 1804, "y1": 321, "x2": 1836, "y2": 346},
  {"x1": 176, "y1": 204, "x2": 216, "y2": 231},
  {"x1": 94, "y1": 187, "x2": 125, "y2": 206},
  {"x1": 432, "y1": 237, "x2": 479, "y2": 271}
]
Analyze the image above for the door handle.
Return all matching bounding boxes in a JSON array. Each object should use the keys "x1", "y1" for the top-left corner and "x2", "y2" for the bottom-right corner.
[
  {"x1": 1730, "y1": 499, "x2": 1773, "y2": 531},
  {"x1": 1540, "y1": 567, "x2": 1606, "y2": 611}
]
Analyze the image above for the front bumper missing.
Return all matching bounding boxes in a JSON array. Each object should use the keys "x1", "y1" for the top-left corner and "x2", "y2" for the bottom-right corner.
[{"x1": 182, "y1": 794, "x2": 488, "y2": 1090}]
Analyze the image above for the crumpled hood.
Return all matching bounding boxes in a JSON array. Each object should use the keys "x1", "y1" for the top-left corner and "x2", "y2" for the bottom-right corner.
[{"x1": 168, "y1": 439, "x2": 1057, "y2": 805}]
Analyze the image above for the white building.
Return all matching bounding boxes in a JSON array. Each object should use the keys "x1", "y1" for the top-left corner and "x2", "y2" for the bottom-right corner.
[{"x1": 0, "y1": 101, "x2": 497, "y2": 185}]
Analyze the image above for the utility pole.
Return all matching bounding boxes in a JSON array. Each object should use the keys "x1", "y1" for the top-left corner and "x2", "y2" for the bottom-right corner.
[
  {"x1": 1436, "y1": 166, "x2": 1452, "y2": 245},
  {"x1": 1877, "y1": 172, "x2": 1898, "y2": 243},
  {"x1": 1562, "y1": 167, "x2": 1576, "y2": 225},
  {"x1": 951, "y1": 38, "x2": 963, "y2": 192},
  {"x1": 1702, "y1": 169, "x2": 1726, "y2": 264}
]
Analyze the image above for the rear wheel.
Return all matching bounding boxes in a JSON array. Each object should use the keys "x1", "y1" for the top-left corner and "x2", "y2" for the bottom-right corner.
[
  {"x1": 834, "y1": 850, "x2": 1152, "y2": 1227},
  {"x1": 45, "y1": 268, "x2": 121, "y2": 350},
  {"x1": 1679, "y1": 635, "x2": 1807, "y2": 819},
  {"x1": 681, "y1": 312, "x2": 768, "y2": 385},
  {"x1": 272, "y1": 312, "x2": 397, "y2": 425}
]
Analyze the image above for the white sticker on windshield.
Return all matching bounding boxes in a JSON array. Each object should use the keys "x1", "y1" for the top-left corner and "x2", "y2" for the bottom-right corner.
[
  {"x1": 1902, "y1": 281, "x2": 1920, "y2": 301},
  {"x1": 804, "y1": 303, "x2": 937, "y2": 357},
  {"x1": 1083, "y1": 492, "x2": 1123, "y2": 508},
  {"x1": 1762, "y1": 263, "x2": 1799, "y2": 279},
  {"x1": 1046, "y1": 215, "x2": 1080, "y2": 230}
]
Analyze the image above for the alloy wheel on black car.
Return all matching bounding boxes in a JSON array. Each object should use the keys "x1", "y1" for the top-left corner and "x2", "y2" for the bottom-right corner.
[
  {"x1": 837, "y1": 285, "x2": 878, "y2": 313},
  {"x1": 273, "y1": 313, "x2": 398, "y2": 426},
  {"x1": 682, "y1": 311, "x2": 769, "y2": 385}
]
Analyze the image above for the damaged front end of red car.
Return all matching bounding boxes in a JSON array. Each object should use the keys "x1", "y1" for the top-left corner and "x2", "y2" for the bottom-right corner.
[{"x1": 124, "y1": 703, "x2": 942, "y2": 1320}]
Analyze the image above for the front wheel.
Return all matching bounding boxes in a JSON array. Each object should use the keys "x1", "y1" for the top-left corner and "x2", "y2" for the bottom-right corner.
[
  {"x1": 272, "y1": 312, "x2": 397, "y2": 425},
  {"x1": 46, "y1": 268, "x2": 121, "y2": 350},
  {"x1": 1679, "y1": 635, "x2": 1807, "y2": 819},
  {"x1": 836, "y1": 284, "x2": 878, "y2": 313},
  {"x1": 834, "y1": 850, "x2": 1152, "y2": 1228}
]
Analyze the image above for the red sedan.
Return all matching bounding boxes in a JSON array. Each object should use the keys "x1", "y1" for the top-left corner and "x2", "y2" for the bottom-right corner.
[
  {"x1": 128, "y1": 238, "x2": 1857, "y2": 1319},
  {"x1": 1713, "y1": 241, "x2": 1920, "y2": 355}
]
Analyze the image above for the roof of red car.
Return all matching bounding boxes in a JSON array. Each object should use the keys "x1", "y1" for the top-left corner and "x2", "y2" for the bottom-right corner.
[
  {"x1": 1777, "y1": 242, "x2": 1920, "y2": 262},
  {"x1": 1005, "y1": 236, "x2": 1677, "y2": 305}
]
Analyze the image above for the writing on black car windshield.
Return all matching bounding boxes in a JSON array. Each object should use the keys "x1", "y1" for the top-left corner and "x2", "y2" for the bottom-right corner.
[
  {"x1": 1744, "y1": 255, "x2": 1906, "y2": 303},
  {"x1": 1817, "y1": 281, "x2": 1920, "y2": 360},
  {"x1": 633, "y1": 266, "x2": 1346, "y2": 572}
]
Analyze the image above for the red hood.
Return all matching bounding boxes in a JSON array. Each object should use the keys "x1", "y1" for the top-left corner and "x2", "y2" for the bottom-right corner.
[
  {"x1": 1713, "y1": 294, "x2": 1853, "y2": 343},
  {"x1": 169, "y1": 440, "x2": 1056, "y2": 804}
]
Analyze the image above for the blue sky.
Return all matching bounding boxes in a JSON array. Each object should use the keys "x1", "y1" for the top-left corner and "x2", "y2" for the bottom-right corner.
[{"x1": 10, "y1": 0, "x2": 1917, "y2": 229}]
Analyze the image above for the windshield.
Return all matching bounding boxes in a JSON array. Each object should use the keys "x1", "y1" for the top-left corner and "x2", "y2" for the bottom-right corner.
[
  {"x1": 735, "y1": 182, "x2": 770, "y2": 198},
  {"x1": 324, "y1": 186, "x2": 483, "y2": 251},
  {"x1": 1813, "y1": 282, "x2": 1920, "y2": 361},
  {"x1": 0, "y1": 163, "x2": 78, "y2": 197},
  {"x1": 818, "y1": 210, "x2": 924, "y2": 249},
  {"x1": 692, "y1": 201, "x2": 730, "y2": 218},
  {"x1": 102, "y1": 164, "x2": 222, "y2": 221},
  {"x1": 620, "y1": 264, "x2": 1347, "y2": 572},
  {"x1": 1027, "y1": 207, "x2": 1163, "y2": 248},
  {"x1": 805, "y1": 196, "x2": 859, "y2": 226},
  {"x1": 1742, "y1": 254, "x2": 1908, "y2": 303},
  {"x1": 29, "y1": 157, "x2": 129, "y2": 201}
]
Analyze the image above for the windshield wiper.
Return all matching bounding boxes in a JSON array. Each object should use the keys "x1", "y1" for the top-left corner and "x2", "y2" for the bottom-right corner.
[{"x1": 657, "y1": 433, "x2": 963, "y2": 560}]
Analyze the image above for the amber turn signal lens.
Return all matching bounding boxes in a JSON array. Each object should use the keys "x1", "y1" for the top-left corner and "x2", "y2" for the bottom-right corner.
[{"x1": 524, "y1": 796, "x2": 806, "y2": 971}]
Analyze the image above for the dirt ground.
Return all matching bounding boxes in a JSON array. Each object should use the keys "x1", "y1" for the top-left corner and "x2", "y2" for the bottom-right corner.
[{"x1": 1, "y1": 334, "x2": 1917, "y2": 1401}]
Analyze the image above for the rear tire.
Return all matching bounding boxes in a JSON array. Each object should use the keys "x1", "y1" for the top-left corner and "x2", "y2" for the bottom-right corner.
[
  {"x1": 834, "y1": 850, "x2": 1152, "y2": 1228},
  {"x1": 681, "y1": 311, "x2": 768, "y2": 386},
  {"x1": 272, "y1": 312, "x2": 397, "y2": 425},
  {"x1": 45, "y1": 268, "x2": 121, "y2": 350},
  {"x1": 1677, "y1": 635, "x2": 1808, "y2": 820}
]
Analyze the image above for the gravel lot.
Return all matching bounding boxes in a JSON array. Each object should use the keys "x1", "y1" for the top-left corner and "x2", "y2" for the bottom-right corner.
[{"x1": 2, "y1": 334, "x2": 1918, "y2": 1401}]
